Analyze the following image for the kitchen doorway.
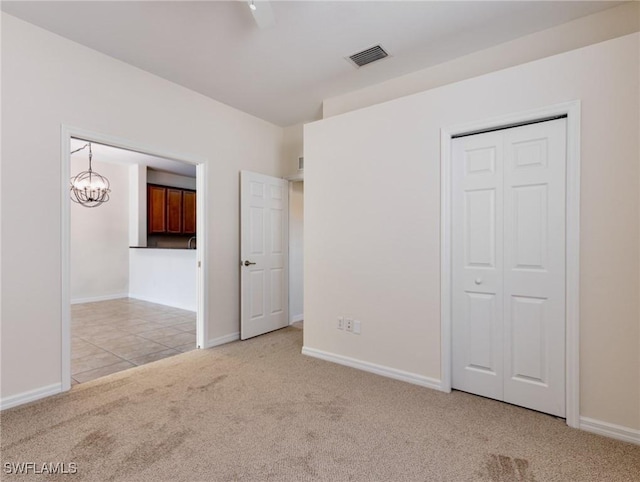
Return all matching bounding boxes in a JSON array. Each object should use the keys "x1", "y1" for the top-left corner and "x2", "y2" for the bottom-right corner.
[{"x1": 61, "y1": 126, "x2": 208, "y2": 390}]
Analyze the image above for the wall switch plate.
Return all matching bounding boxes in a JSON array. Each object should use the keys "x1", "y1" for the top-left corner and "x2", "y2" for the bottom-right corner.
[
  {"x1": 337, "y1": 317, "x2": 344, "y2": 330},
  {"x1": 345, "y1": 318, "x2": 354, "y2": 332},
  {"x1": 353, "y1": 320, "x2": 361, "y2": 334}
]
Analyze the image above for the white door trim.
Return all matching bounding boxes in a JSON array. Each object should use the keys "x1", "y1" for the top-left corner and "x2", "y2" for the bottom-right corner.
[
  {"x1": 440, "y1": 100, "x2": 581, "y2": 428},
  {"x1": 60, "y1": 125, "x2": 209, "y2": 392}
]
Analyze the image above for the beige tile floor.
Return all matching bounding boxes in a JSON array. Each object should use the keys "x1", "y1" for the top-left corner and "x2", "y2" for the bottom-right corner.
[{"x1": 71, "y1": 298, "x2": 196, "y2": 384}]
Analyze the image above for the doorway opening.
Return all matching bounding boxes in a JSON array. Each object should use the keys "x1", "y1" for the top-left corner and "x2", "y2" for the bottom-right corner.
[
  {"x1": 440, "y1": 101, "x2": 581, "y2": 427},
  {"x1": 288, "y1": 178, "x2": 304, "y2": 328},
  {"x1": 61, "y1": 127, "x2": 208, "y2": 390},
  {"x1": 238, "y1": 171, "x2": 303, "y2": 339},
  {"x1": 239, "y1": 171, "x2": 290, "y2": 339}
]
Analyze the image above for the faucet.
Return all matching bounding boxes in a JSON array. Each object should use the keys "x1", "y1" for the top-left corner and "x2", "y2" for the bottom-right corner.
[{"x1": 188, "y1": 236, "x2": 197, "y2": 249}]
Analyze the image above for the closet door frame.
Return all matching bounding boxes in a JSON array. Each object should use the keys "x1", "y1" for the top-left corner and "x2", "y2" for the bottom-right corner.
[{"x1": 439, "y1": 100, "x2": 581, "y2": 428}]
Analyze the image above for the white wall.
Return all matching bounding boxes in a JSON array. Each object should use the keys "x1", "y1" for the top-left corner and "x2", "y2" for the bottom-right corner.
[
  {"x1": 305, "y1": 34, "x2": 640, "y2": 430},
  {"x1": 289, "y1": 182, "x2": 304, "y2": 322},
  {"x1": 70, "y1": 156, "x2": 130, "y2": 303},
  {"x1": 129, "y1": 249, "x2": 197, "y2": 311},
  {"x1": 323, "y1": 2, "x2": 640, "y2": 119},
  {"x1": 283, "y1": 123, "x2": 304, "y2": 177},
  {"x1": 1, "y1": 14, "x2": 286, "y2": 401},
  {"x1": 129, "y1": 165, "x2": 147, "y2": 247},
  {"x1": 147, "y1": 169, "x2": 196, "y2": 190},
  {"x1": 283, "y1": 123, "x2": 305, "y2": 321}
]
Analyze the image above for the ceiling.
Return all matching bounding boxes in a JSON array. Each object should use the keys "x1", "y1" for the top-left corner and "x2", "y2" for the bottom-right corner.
[
  {"x1": 71, "y1": 138, "x2": 197, "y2": 177},
  {"x1": 2, "y1": 1, "x2": 623, "y2": 127}
]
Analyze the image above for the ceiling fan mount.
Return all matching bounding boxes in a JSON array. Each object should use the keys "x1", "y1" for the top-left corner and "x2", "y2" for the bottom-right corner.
[{"x1": 247, "y1": 0, "x2": 275, "y2": 29}]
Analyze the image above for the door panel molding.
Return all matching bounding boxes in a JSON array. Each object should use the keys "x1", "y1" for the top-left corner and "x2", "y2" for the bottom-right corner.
[{"x1": 440, "y1": 100, "x2": 581, "y2": 428}]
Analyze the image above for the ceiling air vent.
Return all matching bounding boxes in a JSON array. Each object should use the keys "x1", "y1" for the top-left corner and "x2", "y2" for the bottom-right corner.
[{"x1": 349, "y1": 45, "x2": 389, "y2": 68}]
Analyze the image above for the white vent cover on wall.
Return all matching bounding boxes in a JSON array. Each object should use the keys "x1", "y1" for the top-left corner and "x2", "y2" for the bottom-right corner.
[{"x1": 348, "y1": 45, "x2": 389, "y2": 67}]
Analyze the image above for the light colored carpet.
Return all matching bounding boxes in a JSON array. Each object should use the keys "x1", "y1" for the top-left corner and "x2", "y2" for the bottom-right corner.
[{"x1": 1, "y1": 326, "x2": 638, "y2": 481}]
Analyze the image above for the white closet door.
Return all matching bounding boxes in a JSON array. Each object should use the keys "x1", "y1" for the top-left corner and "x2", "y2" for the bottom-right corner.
[
  {"x1": 502, "y1": 119, "x2": 566, "y2": 417},
  {"x1": 452, "y1": 118, "x2": 566, "y2": 417},
  {"x1": 452, "y1": 130, "x2": 505, "y2": 401}
]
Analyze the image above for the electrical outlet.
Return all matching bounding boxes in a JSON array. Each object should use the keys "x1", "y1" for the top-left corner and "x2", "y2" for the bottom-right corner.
[
  {"x1": 353, "y1": 320, "x2": 361, "y2": 334},
  {"x1": 345, "y1": 318, "x2": 354, "y2": 332},
  {"x1": 337, "y1": 317, "x2": 344, "y2": 330}
]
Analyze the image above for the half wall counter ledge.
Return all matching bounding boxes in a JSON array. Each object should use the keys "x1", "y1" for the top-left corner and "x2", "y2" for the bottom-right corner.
[{"x1": 129, "y1": 247, "x2": 197, "y2": 311}]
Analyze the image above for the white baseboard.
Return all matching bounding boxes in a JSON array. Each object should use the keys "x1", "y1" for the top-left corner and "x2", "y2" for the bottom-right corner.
[
  {"x1": 301, "y1": 346, "x2": 443, "y2": 392},
  {"x1": 206, "y1": 332, "x2": 240, "y2": 349},
  {"x1": 128, "y1": 294, "x2": 196, "y2": 312},
  {"x1": 1, "y1": 383, "x2": 63, "y2": 411},
  {"x1": 580, "y1": 417, "x2": 640, "y2": 445},
  {"x1": 290, "y1": 314, "x2": 304, "y2": 324},
  {"x1": 71, "y1": 293, "x2": 128, "y2": 305}
]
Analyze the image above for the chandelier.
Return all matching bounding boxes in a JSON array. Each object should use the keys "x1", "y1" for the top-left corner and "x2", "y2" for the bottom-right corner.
[{"x1": 70, "y1": 142, "x2": 110, "y2": 208}]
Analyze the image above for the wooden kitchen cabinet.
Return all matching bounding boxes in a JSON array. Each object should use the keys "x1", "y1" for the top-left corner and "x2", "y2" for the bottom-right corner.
[
  {"x1": 147, "y1": 184, "x2": 196, "y2": 235},
  {"x1": 182, "y1": 190, "x2": 197, "y2": 234},
  {"x1": 166, "y1": 188, "x2": 183, "y2": 233},
  {"x1": 147, "y1": 185, "x2": 167, "y2": 233}
]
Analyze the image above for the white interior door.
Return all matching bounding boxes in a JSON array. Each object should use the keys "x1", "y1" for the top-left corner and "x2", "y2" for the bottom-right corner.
[
  {"x1": 452, "y1": 118, "x2": 567, "y2": 417},
  {"x1": 451, "y1": 130, "x2": 505, "y2": 401},
  {"x1": 240, "y1": 171, "x2": 289, "y2": 340}
]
